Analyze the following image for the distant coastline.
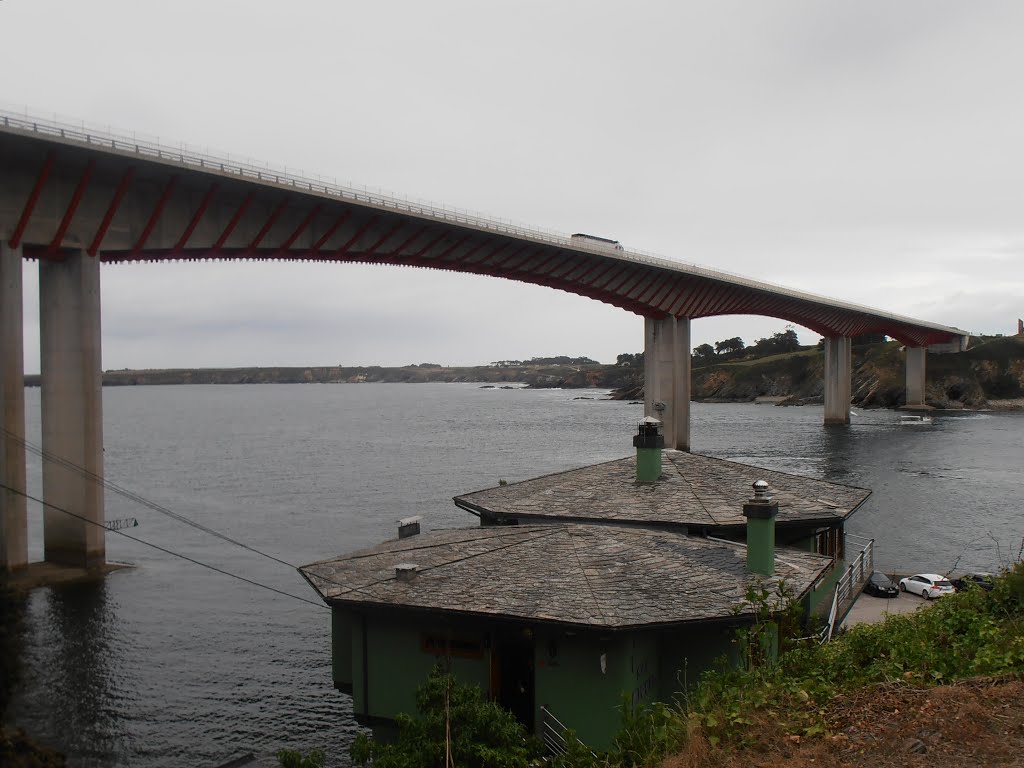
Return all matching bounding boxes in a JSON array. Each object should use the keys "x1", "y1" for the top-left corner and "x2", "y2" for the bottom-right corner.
[{"x1": 22, "y1": 336, "x2": 1024, "y2": 410}]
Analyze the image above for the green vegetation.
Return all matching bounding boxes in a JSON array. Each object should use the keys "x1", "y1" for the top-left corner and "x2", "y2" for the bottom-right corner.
[
  {"x1": 350, "y1": 667, "x2": 544, "y2": 768},
  {"x1": 276, "y1": 749, "x2": 325, "y2": 768},
  {"x1": 343, "y1": 563, "x2": 1024, "y2": 767}
]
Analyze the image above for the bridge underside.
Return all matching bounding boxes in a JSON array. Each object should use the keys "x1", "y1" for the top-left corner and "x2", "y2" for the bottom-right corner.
[
  {"x1": 0, "y1": 126, "x2": 967, "y2": 347},
  {"x1": 0, "y1": 117, "x2": 969, "y2": 571}
]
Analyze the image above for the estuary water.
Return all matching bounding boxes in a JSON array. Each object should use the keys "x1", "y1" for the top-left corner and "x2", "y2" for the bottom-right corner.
[{"x1": 5, "y1": 383, "x2": 1023, "y2": 767}]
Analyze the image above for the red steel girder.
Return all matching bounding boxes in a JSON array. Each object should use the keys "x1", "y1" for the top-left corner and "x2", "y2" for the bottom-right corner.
[
  {"x1": 385, "y1": 225, "x2": 430, "y2": 258},
  {"x1": 89, "y1": 168, "x2": 136, "y2": 256},
  {"x1": 666, "y1": 279, "x2": 703, "y2": 317},
  {"x1": 133, "y1": 175, "x2": 179, "y2": 255},
  {"x1": 690, "y1": 281, "x2": 729, "y2": 317},
  {"x1": 173, "y1": 182, "x2": 219, "y2": 253},
  {"x1": 634, "y1": 273, "x2": 670, "y2": 305},
  {"x1": 46, "y1": 159, "x2": 96, "y2": 256},
  {"x1": 616, "y1": 271, "x2": 653, "y2": 301},
  {"x1": 247, "y1": 198, "x2": 289, "y2": 253},
  {"x1": 10, "y1": 151, "x2": 55, "y2": 249},
  {"x1": 406, "y1": 231, "x2": 449, "y2": 263},
  {"x1": 494, "y1": 248, "x2": 546, "y2": 277},
  {"x1": 212, "y1": 191, "x2": 255, "y2": 252},
  {"x1": 501, "y1": 247, "x2": 547, "y2": 276},
  {"x1": 275, "y1": 204, "x2": 321, "y2": 255},
  {"x1": 547, "y1": 255, "x2": 588, "y2": 282},
  {"x1": 716, "y1": 286, "x2": 750, "y2": 316},
  {"x1": 579, "y1": 260, "x2": 622, "y2": 292},
  {"x1": 467, "y1": 239, "x2": 517, "y2": 268},
  {"x1": 432, "y1": 234, "x2": 472, "y2": 263},
  {"x1": 606, "y1": 267, "x2": 646, "y2": 297},
  {"x1": 575, "y1": 254, "x2": 613, "y2": 285},
  {"x1": 352, "y1": 219, "x2": 405, "y2": 261},
  {"x1": 700, "y1": 284, "x2": 736, "y2": 316},
  {"x1": 489, "y1": 243, "x2": 531, "y2": 270},
  {"x1": 310, "y1": 210, "x2": 352, "y2": 255},
  {"x1": 332, "y1": 215, "x2": 379, "y2": 257},
  {"x1": 447, "y1": 237, "x2": 491, "y2": 266},
  {"x1": 524, "y1": 250, "x2": 563, "y2": 277},
  {"x1": 648, "y1": 274, "x2": 683, "y2": 314},
  {"x1": 594, "y1": 265, "x2": 631, "y2": 292}
]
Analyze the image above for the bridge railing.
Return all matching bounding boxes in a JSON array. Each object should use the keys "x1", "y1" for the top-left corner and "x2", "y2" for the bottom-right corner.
[{"x1": 0, "y1": 107, "x2": 970, "y2": 336}]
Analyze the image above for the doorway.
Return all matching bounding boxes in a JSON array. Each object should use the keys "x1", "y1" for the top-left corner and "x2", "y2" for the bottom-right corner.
[{"x1": 493, "y1": 632, "x2": 535, "y2": 731}]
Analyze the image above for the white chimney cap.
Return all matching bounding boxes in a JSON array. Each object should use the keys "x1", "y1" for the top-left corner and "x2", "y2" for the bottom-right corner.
[{"x1": 640, "y1": 416, "x2": 662, "y2": 425}]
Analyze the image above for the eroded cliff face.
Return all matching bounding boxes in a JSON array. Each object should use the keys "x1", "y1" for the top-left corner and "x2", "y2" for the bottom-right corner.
[
  {"x1": 24, "y1": 337, "x2": 1023, "y2": 410},
  {"x1": 613, "y1": 337, "x2": 1024, "y2": 409}
]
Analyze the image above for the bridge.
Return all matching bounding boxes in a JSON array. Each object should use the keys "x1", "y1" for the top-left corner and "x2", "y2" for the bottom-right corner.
[{"x1": 0, "y1": 110, "x2": 969, "y2": 572}]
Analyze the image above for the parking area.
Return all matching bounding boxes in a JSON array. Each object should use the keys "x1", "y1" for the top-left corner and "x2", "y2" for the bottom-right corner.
[{"x1": 842, "y1": 589, "x2": 935, "y2": 627}]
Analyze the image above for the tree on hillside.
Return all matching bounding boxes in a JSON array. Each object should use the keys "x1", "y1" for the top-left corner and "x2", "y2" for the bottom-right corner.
[
  {"x1": 751, "y1": 328, "x2": 800, "y2": 357},
  {"x1": 693, "y1": 343, "x2": 715, "y2": 362},
  {"x1": 715, "y1": 337, "x2": 745, "y2": 356},
  {"x1": 616, "y1": 352, "x2": 644, "y2": 367}
]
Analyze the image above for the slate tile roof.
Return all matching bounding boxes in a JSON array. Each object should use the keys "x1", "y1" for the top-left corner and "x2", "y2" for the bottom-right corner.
[
  {"x1": 453, "y1": 451, "x2": 870, "y2": 528},
  {"x1": 299, "y1": 524, "x2": 834, "y2": 629}
]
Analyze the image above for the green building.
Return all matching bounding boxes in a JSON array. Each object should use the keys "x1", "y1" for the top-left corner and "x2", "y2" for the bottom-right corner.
[{"x1": 300, "y1": 424, "x2": 871, "y2": 750}]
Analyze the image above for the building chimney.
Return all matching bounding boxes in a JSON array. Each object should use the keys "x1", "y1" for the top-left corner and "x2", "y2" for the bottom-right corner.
[
  {"x1": 398, "y1": 516, "x2": 422, "y2": 539},
  {"x1": 743, "y1": 480, "x2": 779, "y2": 576},
  {"x1": 395, "y1": 563, "x2": 418, "y2": 582},
  {"x1": 633, "y1": 417, "x2": 664, "y2": 483}
]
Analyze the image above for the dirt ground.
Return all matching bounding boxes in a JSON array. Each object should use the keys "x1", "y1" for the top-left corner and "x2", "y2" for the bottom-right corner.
[{"x1": 664, "y1": 677, "x2": 1024, "y2": 768}]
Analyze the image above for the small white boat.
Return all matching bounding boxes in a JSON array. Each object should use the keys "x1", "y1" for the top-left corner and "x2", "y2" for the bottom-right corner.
[{"x1": 900, "y1": 413, "x2": 933, "y2": 424}]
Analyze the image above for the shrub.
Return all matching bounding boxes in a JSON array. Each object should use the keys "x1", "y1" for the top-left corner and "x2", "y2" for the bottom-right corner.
[{"x1": 350, "y1": 667, "x2": 543, "y2": 768}]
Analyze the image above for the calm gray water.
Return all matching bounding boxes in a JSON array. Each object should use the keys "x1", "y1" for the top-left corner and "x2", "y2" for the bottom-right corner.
[{"x1": 6, "y1": 384, "x2": 1023, "y2": 767}]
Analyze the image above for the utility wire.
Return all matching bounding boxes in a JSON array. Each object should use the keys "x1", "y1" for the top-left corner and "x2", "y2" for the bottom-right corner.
[
  {"x1": 1, "y1": 427, "x2": 390, "y2": 601},
  {"x1": 2, "y1": 427, "x2": 295, "y2": 569},
  {"x1": 0, "y1": 482, "x2": 328, "y2": 610}
]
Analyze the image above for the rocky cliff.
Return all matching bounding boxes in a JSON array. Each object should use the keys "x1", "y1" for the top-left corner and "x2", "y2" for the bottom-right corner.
[
  {"x1": 23, "y1": 337, "x2": 1024, "y2": 410},
  {"x1": 611, "y1": 336, "x2": 1024, "y2": 409}
]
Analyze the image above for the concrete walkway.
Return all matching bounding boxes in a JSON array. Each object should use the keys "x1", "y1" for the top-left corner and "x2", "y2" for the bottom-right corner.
[{"x1": 843, "y1": 589, "x2": 936, "y2": 627}]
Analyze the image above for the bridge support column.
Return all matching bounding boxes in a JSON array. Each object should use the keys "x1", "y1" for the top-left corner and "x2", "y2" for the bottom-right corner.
[
  {"x1": 644, "y1": 316, "x2": 691, "y2": 451},
  {"x1": 40, "y1": 251, "x2": 105, "y2": 567},
  {"x1": 902, "y1": 347, "x2": 931, "y2": 411},
  {"x1": 823, "y1": 336, "x2": 851, "y2": 425},
  {"x1": 1, "y1": 242, "x2": 28, "y2": 572}
]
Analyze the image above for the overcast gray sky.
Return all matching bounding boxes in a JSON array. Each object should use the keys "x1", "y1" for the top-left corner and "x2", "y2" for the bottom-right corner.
[{"x1": 4, "y1": 0, "x2": 1022, "y2": 372}]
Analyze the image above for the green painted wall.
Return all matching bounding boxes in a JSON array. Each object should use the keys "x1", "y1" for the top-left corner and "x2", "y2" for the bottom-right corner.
[
  {"x1": 347, "y1": 613, "x2": 490, "y2": 721},
  {"x1": 336, "y1": 613, "x2": 750, "y2": 750},
  {"x1": 656, "y1": 623, "x2": 737, "y2": 702},
  {"x1": 535, "y1": 630, "x2": 639, "y2": 749},
  {"x1": 806, "y1": 560, "x2": 842, "y2": 616},
  {"x1": 332, "y1": 607, "x2": 353, "y2": 690}
]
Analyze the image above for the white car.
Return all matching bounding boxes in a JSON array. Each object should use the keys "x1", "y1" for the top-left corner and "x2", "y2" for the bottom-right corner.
[{"x1": 899, "y1": 573, "x2": 955, "y2": 599}]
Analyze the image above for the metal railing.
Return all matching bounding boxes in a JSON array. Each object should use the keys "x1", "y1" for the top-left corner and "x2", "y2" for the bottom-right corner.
[
  {"x1": 539, "y1": 705, "x2": 593, "y2": 757},
  {"x1": 0, "y1": 106, "x2": 969, "y2": 336},
  {"x1": 822, "y1": 536, "x2": 875, "y2": 642}
]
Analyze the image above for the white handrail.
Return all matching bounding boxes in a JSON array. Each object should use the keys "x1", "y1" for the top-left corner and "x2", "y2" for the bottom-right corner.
[{"x1": 0, "y1": 107, "x2": 970, "y2": 336}]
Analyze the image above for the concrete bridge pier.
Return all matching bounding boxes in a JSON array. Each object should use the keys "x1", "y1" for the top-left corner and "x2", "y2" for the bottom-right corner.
[
  {"x1": 1, "y1": 242, "x2": 28, "y2": 572},
  {"x1": 823, "y1": 336, "x2": 852, "y2": 425},
  {"x1": 39, "y1": 250, "x2": 106, "y2": 567},
  {"x1": 902, "y1": 346, "x2": 931, "y2": 410},
  {"x1": 644, "y1": 315, "x2": 691, "y2": 451}
]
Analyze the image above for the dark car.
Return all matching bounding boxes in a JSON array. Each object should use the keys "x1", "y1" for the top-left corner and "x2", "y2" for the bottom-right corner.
[
  {"x1": 864, "y1": 570, "x2": 899, "y2": 598},
  {"x1": 952, "y1": 573, "x2": 995, "y2": 592}
]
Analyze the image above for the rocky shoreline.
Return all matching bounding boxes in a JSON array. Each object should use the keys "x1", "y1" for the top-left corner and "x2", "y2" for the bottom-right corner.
[{"x1": 22, "y1": 337, "x2": 1024, "y2": 411}]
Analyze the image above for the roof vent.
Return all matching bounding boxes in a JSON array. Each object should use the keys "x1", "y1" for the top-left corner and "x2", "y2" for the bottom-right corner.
[
  {"x1": 751, "y1": 479, "x2": 772, "y2": 502},
  {"x1": 395, "y1": 563, "x2": 419, "y2": 582},
  {"x1": 398, "y1": 516, "x2": 422, "y2": 539}
]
